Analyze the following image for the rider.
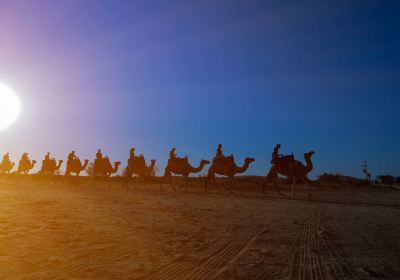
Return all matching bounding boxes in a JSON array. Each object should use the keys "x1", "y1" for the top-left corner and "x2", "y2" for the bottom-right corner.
[
  {"x1": 216, "y1": 144, "x2": 223, "y2": 158},
  {"x1": 2, "y1": 152, "x2": 10, "y2": 163},
  {"x1": 21, "y1": 152, "x2": 29, "y2": 162},
  {"x1": 129, "y1": 148, "x2": 135, "y2": 159},
  {"x1": 67, "y1": 151, "x2": 76, "y2": 164},
  {"x1": 42, "y1": 152, "x2": 51, "y2": 170},
  {"x1": 271, "y1": 144, "x2": 281, "y2": 164},
  {"x1": 169, "y1": 148, "x2": 176, "y2": 160},
  {"x1": 213, "y1": 144, "x2": 224, "y2": 165},
  {"x1": 96, "y1": 149, "x2": 103, "y2": 160}
]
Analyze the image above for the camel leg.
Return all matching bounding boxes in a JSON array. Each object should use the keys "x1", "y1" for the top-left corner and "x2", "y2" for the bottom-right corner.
[
  {"x1": 272, "y1": 179, "x2": 284, "y2": 196},
  {"x1": 160, "y1": 170, "x2": 168, "y2": 191},
  {"x1": 262, "y1": 179, "x2": 267, "y2": 194},
  {"x1": 183, "y1": 176, "x2": 189, "y2": 191},
  {"x1": 228, "y1": 176, "x2": 234, "y2": 193},
  {"x1": 169, "y1": 175, "x2": 176, "y2": 191},
  {"x1": 205, "y1": 169, "x2": 215, "y2": 192},
  {"x1": 306, "y1": 182, "x2": 309, "y2": 199},
  {"x1": 262, "y1": 169, "x2": 273, "y2": 194},
  {"x1": 303, "y1": 176, "x2": 311, "y2": 199},
  {"x1": 291, "y1": 176, "x2": 296, "y2": 198}
]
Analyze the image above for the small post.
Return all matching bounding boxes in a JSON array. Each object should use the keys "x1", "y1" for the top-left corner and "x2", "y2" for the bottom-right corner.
[{"x1": 361, "y1": 161, "x2": 370, "y2": 183}]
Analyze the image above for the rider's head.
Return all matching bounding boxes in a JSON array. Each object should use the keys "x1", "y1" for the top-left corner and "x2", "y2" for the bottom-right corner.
[
  {"x1": 172, "y1": 148, "x2": 175, "y2": 151},
  {"x1": 218, "y1": 144, "x2": 222, "y2": 148},
  {"x1": 98, "y1": 149, "x2": 101, "y2": 153},
  {"x1": 72, "y1": 150, "x2": 75, "y2": 154},
  {"x1": 276, "y1": 144, "x2": 281, "y2": 149}
]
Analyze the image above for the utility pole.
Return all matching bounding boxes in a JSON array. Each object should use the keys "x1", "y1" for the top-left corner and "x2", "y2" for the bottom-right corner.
[{"x1": 361, "y1": 161, "x2": 371, "y2": 183}]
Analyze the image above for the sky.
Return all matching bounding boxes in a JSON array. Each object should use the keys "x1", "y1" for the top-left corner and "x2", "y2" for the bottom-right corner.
[{"x1": 0, "y1": 0, "x2": 399, "y2": 178}]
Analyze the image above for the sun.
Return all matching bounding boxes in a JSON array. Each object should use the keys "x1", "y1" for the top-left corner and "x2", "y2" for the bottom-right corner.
[{"x1": 0, "y1": 82, "x2": 21, "y2": 130}]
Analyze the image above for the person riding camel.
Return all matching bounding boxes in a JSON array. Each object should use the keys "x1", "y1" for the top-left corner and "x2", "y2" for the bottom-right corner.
[
  {"x1": 21, "y1": 152, "x2": 29, "y2": 163},
  {"x1": 2, "y1": 152, "x2": 10, "y2": 164},
  {"x1": 216, "y1": 144, "x2": 223, "y2": 158},
  {"x1": 212, "y1": 144, "x2": 225, "y2": 166},
  {"x1": 169, "y1": 148, "x2": 176, "y2": 160},
  {"x1": 271, "y1": 144, "x2": 295, "y2": 165},
  {"x1": 95, "y1": 149, "x2": 103, "y2": 167},
  {"x1": 129, "y1": 148, "x2": 135, "y2": 159},
  {"x1": 67, "y1": 151, "x2": 76, "y2": 165},
  {"x1": 96, "y1": 149, "x2": 103, "y2": 160},
  {"x1": 42, "y1": 152, "x2": 51, "y2": 170},
  {"x1": 271, "y1": 144, "x2": 281, "y2": 164}
]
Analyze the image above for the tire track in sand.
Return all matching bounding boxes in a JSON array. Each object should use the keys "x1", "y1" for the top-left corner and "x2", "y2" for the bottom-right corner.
[
  {"x1": 145, "y1": 224, "x2": 266, "y2": 280},
  {"x1": 291, "y1": 206, "x2": 326, "y2": 280},
  {"x1": 329, "y1": 206, "x2": 400, "y2": 280}
]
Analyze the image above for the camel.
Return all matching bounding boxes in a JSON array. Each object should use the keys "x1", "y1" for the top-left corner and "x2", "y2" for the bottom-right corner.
[
  {"x1": 205, "y1": 156, "x2": 255, "y2": 192},
  {"x1": 123, "y1": 155, "x2": 156, "y2": 188},
  {"x1": 17, "y1": 159, "x2": 37, "y2": 174},
  {"x1": 65, "y1": 158, "x2": 89, "y2": 176},
  {"x1": 39, "y1": 159, "x2": 63, "y2": 176},
  {"x1": 0, "y1": 159, "x2": 15, "y2": 174},
  {"x1": 160, "y1": 157, "x2": 210, "y2": 190},
  {"x1": 263, "y1": 151, "x2": 315, "y2": 198},
  {"x1": 92, "y1": 157, "x2": 121, "y2": 185}
]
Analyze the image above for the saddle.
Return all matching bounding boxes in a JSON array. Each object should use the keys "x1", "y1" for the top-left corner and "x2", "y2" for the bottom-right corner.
[
  {"x1": 168, "y1": 156, "x2": 188, "y2": 166},
  {"x1": 128, "y1": 156, "x2": 145, "y2": 167},
  {"x1": 271, "y1": 154, "x2": 295, "y2": 165},
  {"x1": 213, "y1": 154, "x2": 234, "y2": 168}
]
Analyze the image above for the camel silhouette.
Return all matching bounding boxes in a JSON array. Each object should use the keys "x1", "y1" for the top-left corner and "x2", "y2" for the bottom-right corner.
[
  {"x1": 0, "y1": 157, "x2": 15, "y2": 174},
  {"x1": 17, "y1": 158, "x2": 36, "y2": 174},
  {"x1": 65, "y1": 157, "x2": 89, "y2": 176},
  {"x1": 205, "y1": 156, "x2": 255, "y2": 192},
  {"x1": 123, "y1": 154, "x2": 156, "y2": 188},
  {"x1": 92, "y1": 156, "x2": 121, "y2": 186},
  {"x1": 160, "y1": 157, "x2": 210, "y2": 190},
  {"x1": 263, "y1": 151, "x2": 315, "y2": 198},
  {"x1": 40, "y1": 158, "x2": 63, "y2": 176}
]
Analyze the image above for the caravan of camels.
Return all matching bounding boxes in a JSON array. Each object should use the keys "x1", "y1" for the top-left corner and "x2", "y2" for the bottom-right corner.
[{"x1": 0, "y1": 144, "x2": 315, "y2": 197}]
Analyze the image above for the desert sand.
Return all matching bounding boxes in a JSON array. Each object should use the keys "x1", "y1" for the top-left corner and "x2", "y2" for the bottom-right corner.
[{"x1": 0, "y1": 179, "x2": 399, "y2": 279}]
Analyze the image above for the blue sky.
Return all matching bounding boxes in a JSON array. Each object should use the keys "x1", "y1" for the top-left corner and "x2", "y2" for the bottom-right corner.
[{"x1": 0, "y1": 0, "x2": 399, "y2": 177}]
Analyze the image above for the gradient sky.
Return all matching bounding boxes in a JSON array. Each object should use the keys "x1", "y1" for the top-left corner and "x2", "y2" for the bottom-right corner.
[{"x1": 0, "y1": 0, "x2": 399, "y2": 178}]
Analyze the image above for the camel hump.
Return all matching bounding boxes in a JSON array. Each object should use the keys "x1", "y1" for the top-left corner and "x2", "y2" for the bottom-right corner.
[
  {"x1": 168, "y1": 157, "x2": 188, "y2": 166},
  {"x1": 272, "y1": 154, "x2": 295, "y2": 165}
]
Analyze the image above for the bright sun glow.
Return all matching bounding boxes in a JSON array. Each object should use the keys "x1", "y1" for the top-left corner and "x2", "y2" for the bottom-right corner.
[{"x1": 0, "y1": 82, "x2": 21, "y2": 130}]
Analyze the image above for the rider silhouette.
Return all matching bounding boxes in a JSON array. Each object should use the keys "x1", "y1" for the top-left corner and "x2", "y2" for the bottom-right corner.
[
  {"x1": 271, "y1": 144, "x2": 295, "y2": 165},
  {"x1": 130, "y1": 148, "x2": 135, "y2": 159},
  {"x1": 271, "y1": 144, "x2": 281, "y2": 164},
  {"x1": 3, "y1": 152, "x2": 10, "y2": 163},
  {"x1": 96, "y1": 149, "x2": 103, "y2": 160},
  {"x1": 68, "y1": 151, "x2": 76, "y2": 164},
  {"x1": 21, "y1": 153, "x2": 29, "y2": 162},
  {"x1": 169, "y1": 148, "x2": 176, "y2": 160},
  {"x1": 216, "y1": 144, "x2": 223, "y2": 158}
]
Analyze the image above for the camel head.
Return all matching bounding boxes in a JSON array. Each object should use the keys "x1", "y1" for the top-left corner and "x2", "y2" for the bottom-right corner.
[
  {"x1": 304, "y1": 151, "x2": 315, "y2": 160},
  {"x1": 200, "y1": 159, "x2": 210, "y2": 166},
  {"x1": 244, "y1": 157, "x2": 255, "y2": 164}
]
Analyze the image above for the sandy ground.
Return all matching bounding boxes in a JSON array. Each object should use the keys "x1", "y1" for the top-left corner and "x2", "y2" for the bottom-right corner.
[{"x1": 0, "y1": 178, "x2": 399, "y2": 279}]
